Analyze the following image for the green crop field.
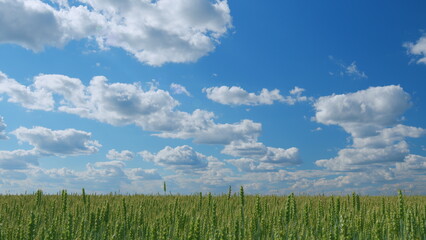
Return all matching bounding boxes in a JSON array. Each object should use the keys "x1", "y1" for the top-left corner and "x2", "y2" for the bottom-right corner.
[{"x1": 0, "y1": 188, "x2": 424, "y2": 239}]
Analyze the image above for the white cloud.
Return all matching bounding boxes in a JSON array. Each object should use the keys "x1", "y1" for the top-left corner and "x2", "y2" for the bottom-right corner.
[
  {"x1": 0, "y1": 125, "x2": 101, "y2": 170},
  {"x1": 226, "y1": 158, "x2": 276, "y2": 172},
  {"x1": 170, "y1": 83, "x2": 190, "y2": 96},
  {"x1": 0, "y1": 71, "x2": 54, "y2": 111},
  {"x1": 0, "y1": 0, "x2": 232, "y2": 66},
  {"x1": 315, "y1": 141, "x2": 409, "y2": 171},
  {"x1": 203, "y1": 86, "x2": 284, "y2": 106},
  {"x1": 0, "y1": 0, "x2": 105, "y2": 51},
  {"x1": 396, "y1": 154, "x2": 426, "y2": 172},
  {"x1": 154, "y1": 117, "x2": 261, "y2": 144},
  {"x1": 222, "y1": 140, "x2": 299, "y2": 164},
  {"x1": 106, "y1": 149, "x2": 134, "y2": 161},
  {"x1": 345, "y1": 62, "x2": 367, "y2": 79},
  {"x1": 0, "y1": 116, "x2": 8, "y2": 139},
  {"x1": 404, "y1": 35, "x2": 426, "y2": 64},
  {"x1": 33, "y1": 74, "x2": 86, "y2": 108},
  {"x1": 329, "y1": 56, "x2": 367, "y2": 79},
  {"x1": 222, "y1": 140, "x2": 267, "y2": 158},
  {"x1": 0, "y1": 161, "x2": 165, "y2": 193},
  {"x1": 0, "y1": 149, "x2": 39, "y2": 169},
  {"x1": 314, "y1": 85, "x2": 425, "y2": 171},
  {"x1": 314, "y1": 85, "x2": 411, "y2": 138},
  {"x1": 12, "y1": 126, "x2": 101, "y2": 156},
  {"x1": 352, "y1": 124, "x2": 425, "y2": 149},
  {"x1": 125, "y1": 168, "x2": 161, "y2": 181},
  {"x1": 203, "y1": 85, "x2": 309, "y2": 106},
  {"x1": 263, "y1": 146, "x2": 300, "y2": 164},
  {"x1": 283, "y1": 86, "x2": 309, "y2": 105},
  {"x1": 140, "y1": 145, "x2": 210, "y2": 172},
  {"x1": 311, "y1": 127, "x2": 322, "y2": 132},
  {"x1": 2, "y1": 72, "x2": 260, "y2": 145},
  {"x1": 222, "y1": 140, "x2": 300, "y2": 172}
]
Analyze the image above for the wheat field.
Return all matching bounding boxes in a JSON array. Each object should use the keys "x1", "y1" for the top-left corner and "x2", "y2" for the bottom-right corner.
[{"x1": 0, "y1": 188, "x2": 424, "y2": 239}]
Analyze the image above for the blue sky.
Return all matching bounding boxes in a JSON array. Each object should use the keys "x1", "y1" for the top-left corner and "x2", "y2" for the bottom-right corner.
[{"x1": 0, "y1": 0, "x2": 426, "y2": 195}]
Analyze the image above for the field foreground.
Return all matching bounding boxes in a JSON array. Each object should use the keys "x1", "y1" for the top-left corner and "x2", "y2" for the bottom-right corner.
[{"x1": 0, "y1": 189, "x2": 425, "y2": 239}]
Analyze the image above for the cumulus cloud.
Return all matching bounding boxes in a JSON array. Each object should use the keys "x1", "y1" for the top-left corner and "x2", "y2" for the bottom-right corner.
[
  {"x1": 396, "y1": 154, "x2": 426, "y2": 172},
  {"x1": 314, "y1": 85, "x2": 411, "y2": 138},
  {"x1": 203, "y1": 85, "x2": 309, "y2": 106},
  {"x1": 154, "y1": 117, "x2": 261, "y2": 144},
  {"x1": 1, "y1": 72, "x2": 262, "y2": 145},
  {"x1": 226, "y1": 158, "x2": 277, "y2": 172},
  {"x1": 36, "y1": 161, "x2": 131, "y2": 192},
  {"x1": 170, "y1": 83, "x2": 190, "y2": 96},
  {"x1": 106, "y1": 149, "x2": 134, "y2": 161},
  {"x1": 316, "y1": 141, "x2": 410, "y2": 171},
  {"x1": 222, "y1": 140, "x2": 300, "y2": 172},
  {"x1": 0, "y1": 125, "x2": 101, "y2": 170},
  {"x1": 283, "y1": 86, "x2": 309, "y2": 105},
  {"x1": 140, "y1": 145, "x2": 211, "y2": 172},
  {"x1": 125, "y1": 168, "x2": 161, "y2": 181},
  {"x1": 0, "y1": 0, "x2": 232, "y2": 66},
  {"x1": 0, "y1": 149, "x2": 39, "y2": 169},
  {"x1": 0, "y1": 71, "x2": 54, "y2": 111},
  {"x1": 0, "y1": 0, "x2": 105, "y2": 51},
  {"x1": 0, "y1": 116, "x2": 8, "y2": 139},
  {"x1": 314, "y1": 85, "x2": 425, "y2": 171},
  {"x1": 404, "y1": 35, "x2": 426, "y2": 64},
  {"x1": 0, "y1": 160, "x2": 165, "y2": 193},
  {"x1": 12, "y1": 126, "x2": 101, "y2": 156},
  {"x1": 203, "y1": 86, "x2": 284, "y2": 106},
  {"x1": 222, "y1": 140, "x2": 300, "y2": 165},
  {"x1": 352, "y1": 124, "x2": 425, "y2": 149}
]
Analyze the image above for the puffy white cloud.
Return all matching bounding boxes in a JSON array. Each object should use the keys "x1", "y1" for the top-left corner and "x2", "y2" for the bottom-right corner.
[
  {"x1": 314, "y1": 85, "x2": 425, "y2": 171},
  {"x1": 352, "y1": 124, "x2": 425, "y2": 149},
  {"x1": 0, "y1": 125, "x2": 101, "y2": 170},
  {"x1": 222, "y1": 140, "x2": 299, "y2": 164},
  {"x1": 0, "y1": 0, "x2": 232, "y2": 66},
  {"x1": 0, "y1": 0, "x2": 69, "y2": 50},
  {"x1": 0, "y1": 0, "x2": 105, "y2": 51},
  {"x1": 0, "y1": 149, "x2": 39, "y2": 169},
  {"x1": 226, "y1": 158, "x2": 277, "y2": 172},
  {"x1": 0, "y1": 71, "x2": 54, "y2": 111},
  {"x1": 33, "y1": 74, "x2": 86, "y2": 107},
  {"x1": 45, "y1": 75, "x2": 180, "y2": 127},
  {"x1": 203, "y1": 85, "x2": 309, "y2": 106},
  {"x1": 262, "y1": 146, "x2": 300, "y2": 164},
  {"x1": 314, "y1": 85, "x2": 411, "y2": 138},
  {"x1": 0, "y1": 161, "x2": 165, "y2": 193},
  {"x1": 125, "y1": 168, "x2": 161, "y2": 181},
  {"x1": 223, "y1": 140, "x2": 300, "y2": 172},
  {"x1": 2, "y1": 72, "x2": 261, "y2": 145},
  {"x1": 158, "y1": 156, "x2": 235, "y2": 193},
  {"x1": 0, "y1": 116, "x2": 7, "y2": 139},
  {"x1": 154, "y1": 117, "x2": 261, "y2": 144},
  {"x1": 106, "y1": 149, "x2": 134, "y2": 161},
  {"x1": 222, "y1": 140, "x2": 267, "y2": 158},
  {"x1": 140, "y1": 145, "x2": 210, "y2": 172},
  {"x1": 283, "y1": 86, "x2": 309, "y2": 105},
  {"x1": 316, "y1": 141, "x2": 409, "y2": 171},
  {"x1": 12, "y1": 126, "x2": 101, "y2": 156},
  {"x1": 203, "y1": 86, "x2": 284, "y2": 106},
  {"x1": 404, "y1": 35, "x2": 426, "y2": 64},
  {"x1": 170, "y1": 83, "x2": 190, "y2": 96},
  {"x1": 396, "y1": 154, "x2": 426, "y2": 172}
]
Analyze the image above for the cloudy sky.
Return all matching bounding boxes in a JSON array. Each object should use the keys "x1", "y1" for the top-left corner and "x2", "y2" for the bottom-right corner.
[{"x1": 0, "y1": 0, "x2": 426, "y2": 195}]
